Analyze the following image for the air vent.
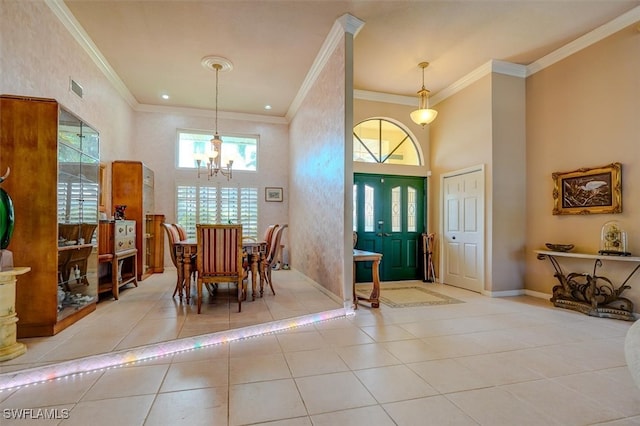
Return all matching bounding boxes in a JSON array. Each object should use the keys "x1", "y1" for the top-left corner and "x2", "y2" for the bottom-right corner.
[{"x1": 70, "y1": 79, "x2": 83, "y2": 98}]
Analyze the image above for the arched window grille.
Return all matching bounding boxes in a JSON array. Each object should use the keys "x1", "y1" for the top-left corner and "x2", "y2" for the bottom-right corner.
[{"x1": 353, "y1": 119, "x2": 421, "y2": 165}]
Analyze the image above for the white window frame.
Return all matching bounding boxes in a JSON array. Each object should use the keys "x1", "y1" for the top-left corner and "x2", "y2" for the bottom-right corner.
[{"x1": 176, "y1": 129, "x2": 259, "y2": 172}]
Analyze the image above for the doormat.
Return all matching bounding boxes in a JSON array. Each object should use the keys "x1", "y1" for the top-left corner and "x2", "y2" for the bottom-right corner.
[{"x1": 356, "y1": 285, "x2": 464, "y2": 308}]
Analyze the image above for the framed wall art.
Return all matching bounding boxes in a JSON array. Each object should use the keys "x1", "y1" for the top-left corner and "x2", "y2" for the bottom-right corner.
[
  {"x1": 552, "y1": 162, "x2": 622, "y2": 215},
  {"x1": 265, "y1": 187, "x2": 283, "y2": 202}
]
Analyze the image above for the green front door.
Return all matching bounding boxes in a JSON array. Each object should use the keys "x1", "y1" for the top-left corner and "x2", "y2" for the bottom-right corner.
[{"x1": 354, "y1": 173, "x2": 426, "y2": 282}]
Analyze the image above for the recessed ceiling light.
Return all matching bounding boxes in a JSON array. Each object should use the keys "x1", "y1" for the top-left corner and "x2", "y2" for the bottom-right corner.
[
  {"x1": 264, "y1": 105, "x2": 272, "y2": 110},
  {"x1": 161, "y1": 94, "x2": 170, "y2": 100}
]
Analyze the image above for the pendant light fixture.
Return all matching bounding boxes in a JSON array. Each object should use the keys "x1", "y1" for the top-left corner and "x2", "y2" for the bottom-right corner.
[
  {"x1": 410, "y1": 61, "x2": 438, "y2": 127},
  {"x1": 197, "y1": 56, "x2": 233, "y2": 180}
]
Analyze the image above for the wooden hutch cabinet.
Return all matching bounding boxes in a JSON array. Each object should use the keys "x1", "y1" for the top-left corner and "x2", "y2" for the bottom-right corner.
[
  {"x1": 0, "y1": 95, "x2": 100, "y2": 337},
  {"x1": 111, "y1": 161, "x2": 160, "y2": 280}
]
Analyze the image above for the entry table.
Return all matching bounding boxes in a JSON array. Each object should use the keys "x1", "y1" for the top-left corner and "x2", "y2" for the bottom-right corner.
[
  {"x1": 535, "y1": 250, "x2": 640, "y2": 320},
  {"x1": 0, "y1": 267, "x2": 30, "y2": 361},
  {"x1": 353, "y1": 249, "x2": 382, "y2": 309}
]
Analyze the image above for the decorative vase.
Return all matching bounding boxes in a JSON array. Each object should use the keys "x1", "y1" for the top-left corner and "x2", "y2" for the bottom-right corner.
[{"x1": 0, "y1": 167, "x2": 15, "y2": 271}]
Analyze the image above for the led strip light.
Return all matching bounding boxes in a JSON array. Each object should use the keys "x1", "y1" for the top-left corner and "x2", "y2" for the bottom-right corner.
[{"x1": 0, "y1": 308, "x2": 351, "y2": 391}]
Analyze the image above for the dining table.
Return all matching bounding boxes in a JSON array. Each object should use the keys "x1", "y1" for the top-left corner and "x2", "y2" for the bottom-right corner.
[{"x1": 174, "y1": 239, "x2": 268, "y2": 304}]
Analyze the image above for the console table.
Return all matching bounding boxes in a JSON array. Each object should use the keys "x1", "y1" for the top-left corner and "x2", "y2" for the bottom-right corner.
[
  {"x1": 353, "y1": 249, "x2": 382, "y2": 309},
  {"x1": 535, "y1": 250, "x2": 640, "y2": 320}
]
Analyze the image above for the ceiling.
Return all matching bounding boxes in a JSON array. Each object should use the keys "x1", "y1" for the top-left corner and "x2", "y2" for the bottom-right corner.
[{"x1": 62, "y1": 1, "x2": 640, "y2": 119}]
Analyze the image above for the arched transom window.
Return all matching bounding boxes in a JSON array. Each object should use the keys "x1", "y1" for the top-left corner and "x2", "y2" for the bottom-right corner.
[{"x1": 353, "y1": 118, "x2": 421, "y2": 165}]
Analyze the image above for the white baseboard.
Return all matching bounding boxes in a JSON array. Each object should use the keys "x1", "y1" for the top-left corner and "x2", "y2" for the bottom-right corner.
[{"x1": 482, "y1": 289, "x2": 525, "y2": 297}]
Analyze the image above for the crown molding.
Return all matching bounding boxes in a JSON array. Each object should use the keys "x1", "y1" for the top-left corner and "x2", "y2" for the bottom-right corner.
[
  {"x1": 429, "y1": 61, "x2": 492, "y2": 106},
  {"x1": 492, "y1": 60, "x2": 528, "y2": 78},
  {"x1": 354, "y1": 90, "x2": 415, "y2": 107},
  {"x1": 430, "y1": 60, "x2": 527, "y2": 106},
  {"x1": 337, "y1": 13, "x2": 366, "y2": 37},
  {"x1": 135, "y1": 104, "x2": 288, "y2": 125},
  {"x1": 286, "y1": 13, "x2": 365, "y2": 121},
  {"x1": 356, "y1": 60, "x2": 527, "y2": 107},
  {"x1": 527, "y1": 5, "x2": 640, "y2": 76},
  {"x1": 45, "y1": 0, "x2": 138, "y2": 109}
]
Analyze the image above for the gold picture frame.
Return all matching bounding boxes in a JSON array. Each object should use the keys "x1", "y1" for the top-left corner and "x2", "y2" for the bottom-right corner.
[{"x1": 552, "y1": 162, "x2": 622, "y2": 215}]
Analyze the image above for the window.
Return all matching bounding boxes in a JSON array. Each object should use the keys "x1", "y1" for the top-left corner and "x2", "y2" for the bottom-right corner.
[
  {"x1": 353, "y1": 184, "x2": 358, "y2": 232},
  {"x1": 391, "y1": 186, "x2": 401, "y2": 232},
  {"x1": 407, "y1": 186, "x2": 417, "y2": 232},
  {"x1": 176, "y1": 184, "x2": 258, "y2": 239},
  {"x1": 364, "y1": 184, "x2": 375, "y2": 232},
  {"x1": 177, "y1": 130, "x2": 258, "y2": 171},
  {"x1": 353, "y1": 119, "x2": 421, "y2": 165}
]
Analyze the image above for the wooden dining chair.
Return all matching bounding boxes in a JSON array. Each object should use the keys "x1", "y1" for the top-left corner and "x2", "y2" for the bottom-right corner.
[
  {"x1": 261, "y1": 224, "x2": 287, "y2": 296},
  {"x1": 195, "y1": 224, "x2": 245, "y2": 313},
  {"x1": 258, "y1": 224, "x2": 279, "y2": 273},
  {"x1": 239, "y1": 224, "x2": 278, "y2": 291},
  {"x1": 162, "y1": 223, "x2": 185, "y2": 298},
  {"x1": 172, "y1": 223, "x2": 199, "y2": 293}
]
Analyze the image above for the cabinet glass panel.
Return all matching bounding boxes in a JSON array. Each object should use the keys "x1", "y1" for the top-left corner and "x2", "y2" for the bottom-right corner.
[
  {"x1": 58, "y1": 109, "x2": 82, "y2": 150},
  {"x1": 80, "y1": 155, "x2": 100, "y2": 230},
  {"x1": 57, "y1": 109, "x2": 99, "y2": 322},
  {"x1": 82, "y1": 123, "x2": 99, "y2": 159},
  {"x1": 58, "y1": 145, "x2": 82, "y2": 224}
]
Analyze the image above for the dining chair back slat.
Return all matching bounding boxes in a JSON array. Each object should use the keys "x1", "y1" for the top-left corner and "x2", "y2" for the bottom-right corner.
[
  {"x1": 261, "y1": 224, "x2": 279, "y2": 263},
  {"x1": 174, "y1": 223, "x2": 188, "y2": 241},
  {"x1": 263, "y1": 224, "x2": 279, "y2": 246}
]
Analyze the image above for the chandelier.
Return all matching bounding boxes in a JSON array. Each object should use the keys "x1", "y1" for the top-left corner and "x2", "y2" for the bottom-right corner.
[
  {"x1": 410, "y1": 61, "x2": 438, "y2": 127},
  {"x1": 196, "y1": 56, "x2": 233, "y2": 180}
]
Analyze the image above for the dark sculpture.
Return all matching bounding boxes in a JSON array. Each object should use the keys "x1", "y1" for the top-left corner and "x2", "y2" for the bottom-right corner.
[
  {"x1": 0, "y1": 167, "x2": 15, "y2": 249},
  {"x1": 114, "y1": 205, "x2": 127, "y2": 220}
]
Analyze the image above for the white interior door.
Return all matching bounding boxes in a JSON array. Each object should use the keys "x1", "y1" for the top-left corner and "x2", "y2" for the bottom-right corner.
[{"x1": 442, "y1": 167, "x2": 484, "y2": 293}]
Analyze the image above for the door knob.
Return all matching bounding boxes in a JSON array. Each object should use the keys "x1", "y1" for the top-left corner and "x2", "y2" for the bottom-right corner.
[{"x1": 452, "y1": 236, "x2": 456, "y2": 240}]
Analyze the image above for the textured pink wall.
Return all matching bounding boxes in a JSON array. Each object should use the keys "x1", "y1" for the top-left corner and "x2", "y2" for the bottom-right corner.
[
  {"x1": 289, "y1": 39, "x2": 346, "y2": 298},
  {"x1": 0, "y1": 1, "x2": 136, "y2": 165}
]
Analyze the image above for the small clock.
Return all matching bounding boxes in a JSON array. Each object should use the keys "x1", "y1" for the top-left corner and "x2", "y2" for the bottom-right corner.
[{"x1": 599, "y1": 220, "x2": 630, "y2": 256}]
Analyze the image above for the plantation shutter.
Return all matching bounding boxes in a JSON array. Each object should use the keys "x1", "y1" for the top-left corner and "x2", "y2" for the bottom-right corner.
[
  {"x1": 220, "y1": 187, "x2": 239, "y2": 224},
  {"x1": 198, "y1": 186, "x2": 218, "y2": 225},
  {"x1": 240, "y1": 188, "x2": 258, "y2": 237},
  {"x1": 176, "y1": 184, "x2": 258, "y2": 239},
  {"x1": 176, "y1": 185, "x2": 197, "y2": 239}
]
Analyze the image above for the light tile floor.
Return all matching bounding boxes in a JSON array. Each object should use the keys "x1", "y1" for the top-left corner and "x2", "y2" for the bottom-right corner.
[{"x1": 1, "y1": 269, "x2": 639, "y2": 425}]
